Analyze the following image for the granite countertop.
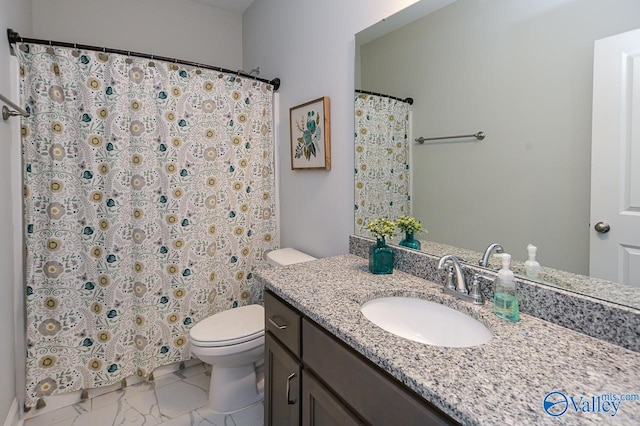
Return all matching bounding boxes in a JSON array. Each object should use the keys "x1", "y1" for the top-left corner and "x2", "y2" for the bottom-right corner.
[{"x1": 256, "y1": 254, "x2": 640, "y2": 426}]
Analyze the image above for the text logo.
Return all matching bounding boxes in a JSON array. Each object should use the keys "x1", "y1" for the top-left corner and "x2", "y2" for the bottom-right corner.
[{"x1": 543, "y1": 391, "x2": 636, "y2": 417}]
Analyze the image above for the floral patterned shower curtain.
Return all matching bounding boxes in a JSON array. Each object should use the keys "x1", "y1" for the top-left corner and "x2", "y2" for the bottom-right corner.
[
  {"x1": 354, "y1": 92, "x2": 411, "y2": 235},
  {"x1": 18, "y1": 43, "x2": 277, "y2": 407}
]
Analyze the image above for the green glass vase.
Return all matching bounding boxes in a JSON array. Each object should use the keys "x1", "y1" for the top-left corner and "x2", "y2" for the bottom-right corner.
[
  {"x1": 369, "y1": 237, "x2": 394, "y2": 274},
  {"x1": 399, "y1": 231, "x2": 421, "y2": 250}
]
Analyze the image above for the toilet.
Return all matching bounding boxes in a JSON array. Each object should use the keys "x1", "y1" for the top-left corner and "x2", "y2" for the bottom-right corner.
[{"x1": 188, "y1": 247, "x2": 316, "y2": 414}]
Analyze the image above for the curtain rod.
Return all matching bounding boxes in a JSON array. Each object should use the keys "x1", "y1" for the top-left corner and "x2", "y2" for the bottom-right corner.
[
  {"x1": 1, "y1": 92, "x2": 30, "y2": 120},
  {"x1": 355, "y1": 89, "x2": 413, "y2": 105},
  {"x1": 7, "y1": 29, "x2": 281, "y2": 91}
]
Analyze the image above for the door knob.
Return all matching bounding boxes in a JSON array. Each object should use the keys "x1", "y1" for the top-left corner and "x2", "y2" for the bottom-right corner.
[{"x1": 594, "y1": 222, "x2": 610, "y2": 233}]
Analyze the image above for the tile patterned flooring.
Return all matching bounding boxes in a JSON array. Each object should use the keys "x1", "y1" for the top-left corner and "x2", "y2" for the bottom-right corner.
[{"x1": 23, "y1": 363, "x2": 264, "y2": 426}]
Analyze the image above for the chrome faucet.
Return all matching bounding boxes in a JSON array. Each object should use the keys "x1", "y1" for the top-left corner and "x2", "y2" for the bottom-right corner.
[
  {"x1": 437, "y1": 254, "x2": 469, "y2": 294},
  {"x1": 437, "y1": 254, "x2": 487, "y2": 305},
  {"x1": 479, "y1": 243, "x2": 503, "y2": 267}
]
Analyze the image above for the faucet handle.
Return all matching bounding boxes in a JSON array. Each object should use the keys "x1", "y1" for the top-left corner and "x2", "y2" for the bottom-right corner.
[
  {"x1": 471, "y1": 273, "x2": 494, "y2": 305},
  {"x1": 445, "y1": 266, "x2": 456, "y2": 291}
]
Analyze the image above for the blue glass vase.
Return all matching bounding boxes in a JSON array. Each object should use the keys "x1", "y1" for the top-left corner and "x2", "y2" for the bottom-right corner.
[
  {"x1": 399, "y1": 231, "x2": 421, "y2": 250},
  {"x1": 369, "y1": 237, "x2": 394, "y2": 274}
]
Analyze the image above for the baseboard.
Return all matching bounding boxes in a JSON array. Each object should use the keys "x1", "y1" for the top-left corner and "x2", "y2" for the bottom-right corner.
[{"x1": 3, "y1": 398, "x2": 21, "y2": 426}]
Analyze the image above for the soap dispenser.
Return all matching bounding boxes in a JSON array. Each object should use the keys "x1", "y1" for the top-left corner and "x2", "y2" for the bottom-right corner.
[
  {"x1": 524, "y1": 244, "x2": 541, "y2": 279},
  {"x1": 493, "y1": 253, "x2": 520, "y2": 322}
]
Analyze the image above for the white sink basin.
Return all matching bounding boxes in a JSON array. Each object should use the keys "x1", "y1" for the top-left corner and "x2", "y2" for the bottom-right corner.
[{"x1": 360, "y1": 296, "x2": 492, "y2": 348}]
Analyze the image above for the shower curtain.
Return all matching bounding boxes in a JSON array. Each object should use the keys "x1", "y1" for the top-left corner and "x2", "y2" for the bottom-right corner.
[
  {"x1": 18, "y1": 43, "x2": 277, "y2": 407},
  {"x1": 354, "y1": 92, "x2": 411, "y2": 235}
]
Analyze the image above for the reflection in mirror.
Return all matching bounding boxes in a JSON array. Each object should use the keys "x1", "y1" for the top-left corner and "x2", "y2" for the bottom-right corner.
[
  {"x1": 354, "y1": 91, "x2": 413, "y2": 235},
  {"x1": 354, "y1": 0, "x2": 640, "y2": 309}
]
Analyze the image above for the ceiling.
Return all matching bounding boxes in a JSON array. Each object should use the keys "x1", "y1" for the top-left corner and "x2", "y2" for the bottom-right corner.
[{"x1": 191, "y1": 0, "x2": 256, "y2": 14}]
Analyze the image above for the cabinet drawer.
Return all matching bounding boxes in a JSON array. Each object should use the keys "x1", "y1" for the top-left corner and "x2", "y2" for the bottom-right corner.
[
  {"x1": 265, "y1": 290, "x2": 301, "y2": 357},
  {"x1": 302, "y1": 319, "x2": 457, "y2": 426}
]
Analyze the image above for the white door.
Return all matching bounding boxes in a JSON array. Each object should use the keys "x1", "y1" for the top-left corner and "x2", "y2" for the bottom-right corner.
[{"x1": 590, "y1": 28, "x2": 640, "y2": 286}]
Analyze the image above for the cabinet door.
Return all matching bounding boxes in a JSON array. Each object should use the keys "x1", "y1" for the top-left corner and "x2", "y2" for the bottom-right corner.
[
  {"x1": 302, "y1": 319, "x2": 458, "y2": 426},
  {"x1": 265, "y1": 331, "x2": 301, "y2": 426},
  {"x1": 302, "y1": 371, "x2": 364, "y2": 426}
]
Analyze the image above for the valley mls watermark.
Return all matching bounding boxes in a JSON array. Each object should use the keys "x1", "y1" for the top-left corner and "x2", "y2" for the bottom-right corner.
[{"x1": 543, "y1": 391, "x2": 640, "y2": 417}]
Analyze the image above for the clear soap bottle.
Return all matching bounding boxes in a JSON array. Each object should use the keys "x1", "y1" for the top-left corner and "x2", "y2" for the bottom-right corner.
[
  {"x1": 524, "y1": 244, "x2": 541, "y2": 279},
  {"x1": 493, "y1": 253, "x2": 520, "y2": 322}
]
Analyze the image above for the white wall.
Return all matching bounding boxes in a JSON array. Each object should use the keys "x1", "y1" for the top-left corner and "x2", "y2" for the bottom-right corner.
[
  {"x1": 31, "y1": 0, "x2": 243, "y2": 70},
  {"x1": 242, "y1": 0, "x2": 425, "y2": 258},
  {"x1": 360, "y1": 0, "x2": 640, "y2": 274},
  {"x1": 0, "y1": 0, "x2": 32, "y2": 421}
]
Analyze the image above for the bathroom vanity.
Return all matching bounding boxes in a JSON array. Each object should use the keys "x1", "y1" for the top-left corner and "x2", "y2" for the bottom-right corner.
[
  {"x1": 264, "y1": 290, "x2": 455, "y2": 425},
  {"x1": 256, "y1": 253, "x2": 640, "y2": 425}
]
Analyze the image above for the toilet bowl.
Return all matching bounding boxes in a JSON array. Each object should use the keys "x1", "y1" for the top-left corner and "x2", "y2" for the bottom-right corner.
[
  {"x1": 189, "y1": 304, "x2": 265, "y2": 414},
  {"x1": 189, "y1": 247, "x2": 316, "y2": 414}
]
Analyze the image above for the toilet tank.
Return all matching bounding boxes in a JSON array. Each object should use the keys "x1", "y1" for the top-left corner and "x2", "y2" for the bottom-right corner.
[{"x1": 265, "y1": 248, "x2": 316, "y2": 266}]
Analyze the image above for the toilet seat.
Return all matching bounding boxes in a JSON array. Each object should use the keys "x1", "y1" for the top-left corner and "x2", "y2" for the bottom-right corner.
[
  {"x1": 191, "y1": 331, "x2": 264, "y2": 348},
  {"x1": 189, "y1": 304, "x2": 264, "y2": 348}
]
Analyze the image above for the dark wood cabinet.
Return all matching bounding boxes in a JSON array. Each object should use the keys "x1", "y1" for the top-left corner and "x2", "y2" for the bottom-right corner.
[
  {"x1": 302, "y1": 371, "x2": 364, "y2": 426},
  {"x1": 265, "y1": 331, "x2": 301, "y2": 426},
  {"x1": 265, "y1": 290, "x2": 301, "y2": 356},
  {"x1": 264, "y1": 289, "x2": 458, "y2": 426},
  {"x1": 302, "y1": 318, "x2": 456, "y2": 426}
]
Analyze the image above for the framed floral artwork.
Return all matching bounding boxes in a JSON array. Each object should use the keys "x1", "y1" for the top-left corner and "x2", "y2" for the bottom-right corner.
[{"x1": 290, "y1": 96, "x2": 331, "y2": 170}]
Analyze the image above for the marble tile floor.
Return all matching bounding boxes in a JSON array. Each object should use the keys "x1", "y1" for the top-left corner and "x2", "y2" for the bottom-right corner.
[{"x1": 23, "y1": 363, "x2": 264, "y2": 426}]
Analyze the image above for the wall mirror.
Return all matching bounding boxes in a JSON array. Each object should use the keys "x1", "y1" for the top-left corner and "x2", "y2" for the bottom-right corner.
[{"x1": 354, "y1": 0, "x2": 640, "y2": 309}]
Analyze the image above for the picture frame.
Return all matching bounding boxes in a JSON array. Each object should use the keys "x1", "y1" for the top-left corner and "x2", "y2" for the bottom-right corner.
[{"x1": 289, "y1": 96, "x2": 331, "y2": 170}]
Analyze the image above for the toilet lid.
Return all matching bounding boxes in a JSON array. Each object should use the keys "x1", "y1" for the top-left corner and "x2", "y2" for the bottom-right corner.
[
  {"x1": 266, "y1": 248, "x2": 316, "y2": 266},
  {"x1": 189, "y1": 304, "x2": 264, "y2": 347}
]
